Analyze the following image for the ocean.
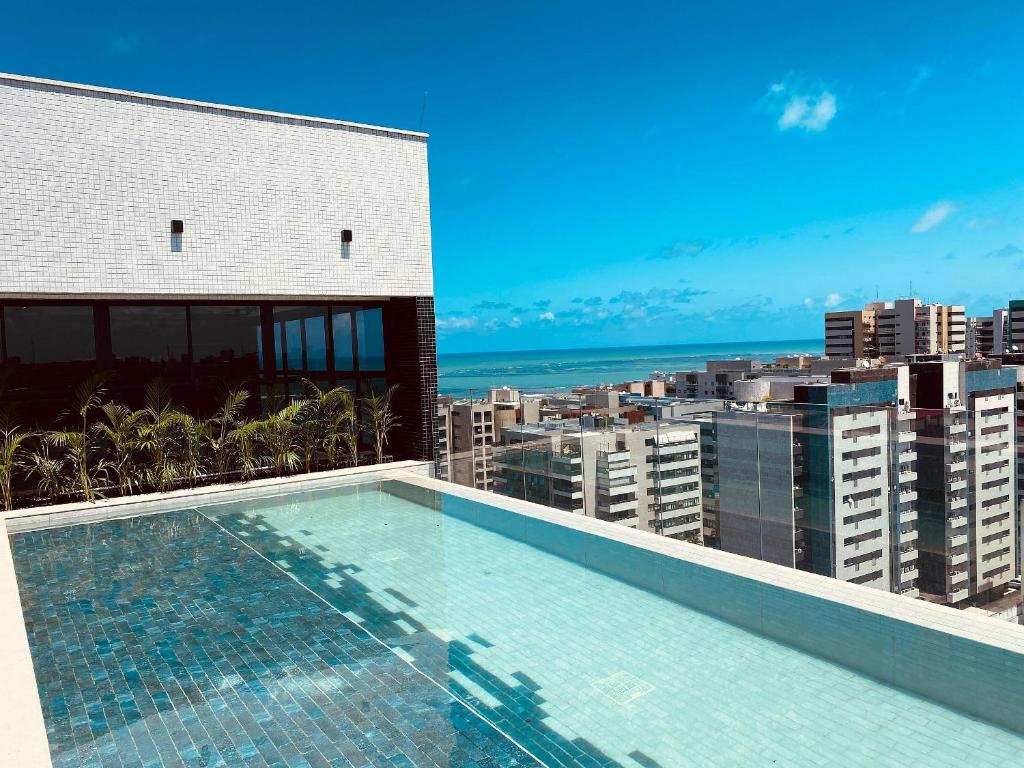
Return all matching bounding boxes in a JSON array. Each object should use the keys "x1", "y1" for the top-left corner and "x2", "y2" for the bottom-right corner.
[{"x1": 437, "y1": 339, "x2": 823, "y2": 397}]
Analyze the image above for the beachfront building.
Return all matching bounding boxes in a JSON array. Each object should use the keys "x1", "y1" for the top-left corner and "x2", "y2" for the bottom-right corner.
[
  {"x1": 910, "y1": 360, "x2": 1018, "y2": 606},
  {"x1": 826, "y1": 299, "x2": 965, "y2": 359},
  {"x1": 493, "y1": 420, "x2": 704, "y2": 541},
  {"x1": 0, "y1": 73, "x2": 438, "y2": 461},
  {"x1": 688, "y1": 368, "x2": 919, "y2": 597}
]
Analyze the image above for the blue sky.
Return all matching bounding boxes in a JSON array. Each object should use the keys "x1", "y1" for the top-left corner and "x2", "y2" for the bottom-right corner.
[{"x1": 3, "y1": 2, "x2": 1024, "y2": 353}]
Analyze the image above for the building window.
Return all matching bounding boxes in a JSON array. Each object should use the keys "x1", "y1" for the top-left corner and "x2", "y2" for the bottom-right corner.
[
  {"x1": 110, "y1": 306, "x2": 188, "y2": 363},
  {"x1": 273, "y1": 307, "x2": 328, "y2": 373},
  {"x1": 3, "y1": 305, "x2": 95, "y2": 363},
  {"x1": 190, "y1": 306, "x2": 261, "y2": 367},
  {"x1": 356, "y1": 307, "x2": 385, "y2": 371},
  {"x1": 332, "y1": 309, "x2": 355, "y2": 372}
]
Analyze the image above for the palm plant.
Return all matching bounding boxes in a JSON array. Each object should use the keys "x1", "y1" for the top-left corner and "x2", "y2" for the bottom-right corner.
[
  {"x1": 176, "y1": 413, "x2": 208, "y2": 487},
  {"x1": 96, "y1": 403, "x2": 146, "y2": 496},
  {"x1": 364, "y1": 384, "x2": 401, "y2": 465},
  {"x1": 0, "y1": 426, "x2": 32, "y2": 511},
  {"x1": 256, "y1": 401, "x2": 305, "y2": 477},
  {"x1": 26, "y1": 444, "x2": 69, "y2": 502},
  {"x1": 50, "y1": 372, "x2": 110, "y2": 502},
  {"x1": 207, "y1": 389, "x2": 250, "y2": 478},
  {"x1": 300, "y1": 380, "x2": 357, "y2": 471},
  {"x1": 136, "y1": 380, "x2": 184, "y2": 492}
]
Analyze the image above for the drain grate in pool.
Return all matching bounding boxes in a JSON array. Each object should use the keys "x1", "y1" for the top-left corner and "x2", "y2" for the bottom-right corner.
[{"x1": 592, "y1": 671, "x2": 654, "y2": 705}]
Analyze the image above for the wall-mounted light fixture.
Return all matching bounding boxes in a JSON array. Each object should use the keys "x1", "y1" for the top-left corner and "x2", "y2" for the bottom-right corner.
[
  {"x1": 341, "y1": 229, "x2": 353, "y2": 243},
  {"x1": 171, "y1": 220, "x2": 184, "y2": 234}
]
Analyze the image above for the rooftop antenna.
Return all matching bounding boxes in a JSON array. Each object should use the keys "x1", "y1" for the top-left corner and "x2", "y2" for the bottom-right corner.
[{"x1": 418, "y1": 91, "x2": 428, "y2": 131}]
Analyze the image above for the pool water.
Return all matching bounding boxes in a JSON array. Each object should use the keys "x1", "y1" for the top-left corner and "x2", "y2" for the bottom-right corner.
[{"x1": 12, "y1": 480, "x2": 1024, "y2": 767}]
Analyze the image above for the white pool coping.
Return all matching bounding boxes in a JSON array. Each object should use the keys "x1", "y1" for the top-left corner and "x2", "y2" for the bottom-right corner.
[{"x1": 0, "y1": 520, "x2": 51, "y2": 767}]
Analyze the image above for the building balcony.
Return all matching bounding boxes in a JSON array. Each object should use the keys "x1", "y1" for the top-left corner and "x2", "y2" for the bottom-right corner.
[
  {"x1": 948, "y1": 533, "x2": 969, "y2": 549},
  {"x1": 602, "y1": 466, "x2": 637, "y2": 481},
  {"x1": 899, "y1": 528, "x2": 919, "y2": 546},
  {"x1": 899, "y1": 468, "x2": 917, "y2": 483},
  {"x1": 653, "y1": 457, "x2": 699, "y2": 472}
]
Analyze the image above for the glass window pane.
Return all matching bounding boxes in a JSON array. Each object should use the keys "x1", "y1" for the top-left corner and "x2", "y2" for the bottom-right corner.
[
  {"x1": 273, "y1": 307, "x2": 328, "y2": 373},
  {"x1": 357, "y1": 307, "x2": 385, "y2": 371},
  {"x1": 4, "y1": 306, "x2": 95, "y2": 363},
  {"x1": 286, "y1": 319, "x2": 302, "y2": 371},
  {"x1": 110, "y1": 306, "x2": 188, "y2": 363},
  {"x1": 190, "y1": 306, "x2": 261, "y2": 365},
  {"x1": 304, "y1": 316, "x2": 327, "y2": 370},
  {"x1": 332, "y1": 310, "x2": 354, "y2": 372}
]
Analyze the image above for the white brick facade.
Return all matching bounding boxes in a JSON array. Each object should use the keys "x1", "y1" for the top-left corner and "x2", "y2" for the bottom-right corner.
[{"x1": 0, "y1": 73, "x2": 433, "y2": 300}]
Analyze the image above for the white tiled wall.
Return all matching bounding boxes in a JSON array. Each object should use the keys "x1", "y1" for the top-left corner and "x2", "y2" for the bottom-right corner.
[{"x1": 0, "y1": 75, "x2": 433, "y2": 299}]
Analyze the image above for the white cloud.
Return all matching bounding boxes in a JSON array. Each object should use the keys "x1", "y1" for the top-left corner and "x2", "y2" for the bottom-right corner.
[
  {"x1": 507, "y1": 316, "x2": 522, "y2": 328},
  {"x1": 778, "y1": 92, "x2": 837, "y2": 131},
  {"x1": 967, "y1": 216, "x2": 997, "y2": 229},
  {"x1": 824, "y1": 292, "x2": 843, "y2": 308},
  {"x1": 538, "y1": 311, "x2": 555, "y2": 322},
  {"x1": 767, "y1": 78, "x2": 838, "y2": 132},
  {"x1": 436, "y1": 315, "x2": 478, "y2": 332},
  {"x1": 911, "y1": 201, "x2": 955, "y2": 233},
  {"x1": 803, "y1": 297, "x2": 814, "y2": 307}
]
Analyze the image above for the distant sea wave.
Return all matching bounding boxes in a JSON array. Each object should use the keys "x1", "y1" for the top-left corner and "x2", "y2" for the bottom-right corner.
[{"x1": 437, "y1": 339, "x2": 823, "y2": 398}]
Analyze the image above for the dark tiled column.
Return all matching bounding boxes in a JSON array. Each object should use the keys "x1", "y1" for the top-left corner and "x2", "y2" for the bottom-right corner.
[{"x1": 383, "y1": 296, "x2": 437, "y2": 463}]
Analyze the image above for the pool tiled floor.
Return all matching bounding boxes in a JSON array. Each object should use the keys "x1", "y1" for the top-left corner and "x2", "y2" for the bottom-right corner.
[
  {"x1": 12, "y1": 511, "x2": 537, "y2": 768},
  {"x1": 204, "y1": 482, "x2": 1024, "y2": 768},
  {"x1": 12, "y1": 479, "x2": 1024, "y2": 768}
]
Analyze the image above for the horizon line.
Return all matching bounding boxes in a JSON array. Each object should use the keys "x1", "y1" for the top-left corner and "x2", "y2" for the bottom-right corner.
[{"x1": 437, "y1": 337, "x2": 825, "y2": 358}]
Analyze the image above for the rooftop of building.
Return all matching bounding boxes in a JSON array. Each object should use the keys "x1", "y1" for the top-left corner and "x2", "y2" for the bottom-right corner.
[{"x1": 0, "y1": 71, "x2": 429, "y2": 140}]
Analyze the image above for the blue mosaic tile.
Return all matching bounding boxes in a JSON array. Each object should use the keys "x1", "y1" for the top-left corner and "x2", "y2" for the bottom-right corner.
[{"x1": 11, "y1": 511, "x2": 538, "y2": 768}]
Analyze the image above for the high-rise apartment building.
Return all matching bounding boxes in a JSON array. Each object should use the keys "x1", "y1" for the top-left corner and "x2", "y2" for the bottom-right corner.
[
  {"x1": 493, "y1": 421, "x2": 703, "y2": 542},
  {"x1": 0, "y1": 73, "x2": 437, "y2": 461},
  {"x1": 824, "y1": 311, "x2": 868, "y2": 358},
  {"x1": 1009, "y1": 299, "x2": 1024, "y2": 351},
  {"x1": 968, "y1": 309, "x2": 1009, "y2": 358},
  {"x1": 829, "y1": 299, "x2": 965, "y2": 359},
  {"x1": 910, "y1": 360, "x2": 1017, "y2": 606},
  {"x1": 713, "y1": 408, "x2": 807, "y2": 568},
  {"x1": 695, "y1": 367, "x2": 919, "y2": 596},
  {"x1": 824, "y1": 302, "x2": 886, "y2": 358},
  {"x1": 437, "y1": 391, "x2": 525, "y2": 490},
  {"x1": 792, "y1": 367, "x2": 919, "y2": 595}
]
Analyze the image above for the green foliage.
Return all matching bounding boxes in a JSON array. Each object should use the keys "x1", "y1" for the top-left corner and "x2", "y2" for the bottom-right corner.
[
  {"x1": 6, "y1": 373, "x2": 402, "y2": 509},
  {"x1": 364, "y1": 384, "x2": 401, "y2": 465},
  {"x1": 0, "y1": 426, "x2": 32, "y2": 511}
]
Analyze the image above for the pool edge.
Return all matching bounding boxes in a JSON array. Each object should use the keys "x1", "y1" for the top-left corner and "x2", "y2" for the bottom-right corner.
[{"x1": 0, "y1": 518, "x2": 53, "y2": 767}]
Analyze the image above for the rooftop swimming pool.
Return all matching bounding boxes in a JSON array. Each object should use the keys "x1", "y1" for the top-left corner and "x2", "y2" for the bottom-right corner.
[{"x1": 10, "y1": 476, "x2": 1024, "y2": 767}]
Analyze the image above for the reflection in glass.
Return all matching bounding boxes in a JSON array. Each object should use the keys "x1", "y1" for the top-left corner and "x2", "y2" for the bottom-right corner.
[
  {"x1": 357, "y1": 307, "x2": 385, "y2": 370},
  {"x1": 4, "y1": 306, "x2": 95, "y2": 364},
  {"x1": 110, "y1": 306, "x2": 188, "y2": 363},
  {"x1": 273, "y1": 307, "x2": 328, "y2": 373},
  {"x1": 332, "y1": 310, "x2": 354, "y2": 371},
  {"x1": 305, "y1": 316, "x2": 327, "y2": 370},
  {"x1": 190, "y1": 306, "x2": 261, "y2": 366}
]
